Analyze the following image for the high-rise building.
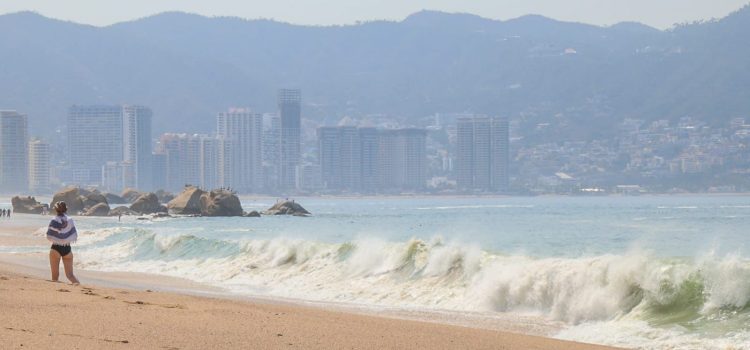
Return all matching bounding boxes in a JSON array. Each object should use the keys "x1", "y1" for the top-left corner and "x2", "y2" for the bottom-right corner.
[
  {"x1": 456, "y1": 116, "x2": 509, "y2": 192},
  {"x1": 359, "y1": 127, "x2": 379, "y2": 192},
  {"x1": 317, "y1": 126, "x2": 426, "y2": 193},
  {"x1": 402, "y1": 128, "x2": 428, "y2": 190},
  {"x1": 317, "y1": 127, "x2": 341, "y2": 189},
  {"x1": 377, "y1": 129, "x2": 427, "y2": 191},
  {"x1": 278, "y1": 89, "x2": 301, "y2": 191},
  {"x1": 151, "y1": 153, "x2": 167, "y2": 191},
  {"x1": 262, "y1": 114, "x2": 281, "y2": 190},
  {"x1": 339, "y1": 126, "x2": 362, "y2": 190},
  {"x1": 122, "y1": 106, "x2": 153, "y2": 190},
  {"x1": 68, "y1": 105, "x2": 152, "y2": 189},
  {"x1": 28, "y1": 139, "x2": 51, "y2": 193},
  {"x1": 159, "y1": 133, "x2": 203, "y2": 192},
  {"x1": 68, "y1": 105, "x2": 123, "y2": 186},
  {"x1": 101, "y1": 161, "x2": 134, "y2": 193},
  {"x1": 199, "y1": 136, "x2": 219, "y2": 191},
  {"x1": 216, "y1": 109, "x2": 263, "y2": 193},
  {"x1": 0, "y1": 111, "x2": 29, "y2": 192}
]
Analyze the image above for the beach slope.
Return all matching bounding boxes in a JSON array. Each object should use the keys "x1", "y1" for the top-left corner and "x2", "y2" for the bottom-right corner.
[{"x1": 0, "y1": 267, "x2": 621, "y2": 350}]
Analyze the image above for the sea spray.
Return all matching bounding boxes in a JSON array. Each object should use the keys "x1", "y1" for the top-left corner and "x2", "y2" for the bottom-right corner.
[{"x1": 71, "y1": 226, "x2": 750, "y2": 349}]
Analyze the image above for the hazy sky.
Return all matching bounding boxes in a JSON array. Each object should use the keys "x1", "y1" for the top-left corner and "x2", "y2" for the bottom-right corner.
[{"x1": 0, "y1": 0, "x2": 748, "y2": 29}]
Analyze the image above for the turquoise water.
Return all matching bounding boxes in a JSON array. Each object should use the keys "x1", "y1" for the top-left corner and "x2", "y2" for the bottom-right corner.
[{"x1": 17, "y1": 196, "x2": 750, "y2": 349}]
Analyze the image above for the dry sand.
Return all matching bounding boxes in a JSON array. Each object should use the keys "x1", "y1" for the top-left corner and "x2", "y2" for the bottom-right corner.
[{"x1": 0, "y1": 214, "x2": 622, "y2": 350}]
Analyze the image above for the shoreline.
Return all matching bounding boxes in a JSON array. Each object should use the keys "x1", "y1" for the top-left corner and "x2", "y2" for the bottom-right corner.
[
  {"x1": 0, "y1": 215, "x2": 622, "y2": 349},
  {"x1": 0, "y1": 266, "x2": 621, "y2": 350}
]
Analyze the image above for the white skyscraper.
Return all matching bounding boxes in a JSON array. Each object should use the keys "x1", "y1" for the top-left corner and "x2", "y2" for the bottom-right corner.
[
  {"x1": 0, "y1": 111, "x2": 29, "y2": 193},
  {"x1": 122, "y1": 106, "x2": 153, "y2": 190},
  {"x1": 216, "y1": 109, "x2": 263, "y2": 193},
  {"x1": 28, "y1": 139, "x2": 51, "y2": 193},
  {"x1": 68, "y1": 105, "x2": 152, "y2": 189}
]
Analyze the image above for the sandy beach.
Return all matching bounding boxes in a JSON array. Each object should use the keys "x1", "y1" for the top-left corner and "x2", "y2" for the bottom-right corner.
[{"x1": 0, "y1": 214, "x2": 621, "y2": 349}]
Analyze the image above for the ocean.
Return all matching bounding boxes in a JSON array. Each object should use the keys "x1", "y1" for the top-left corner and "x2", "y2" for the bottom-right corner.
[{"x1": 15, "y1": 196, "x2": 750, "y2": 349}]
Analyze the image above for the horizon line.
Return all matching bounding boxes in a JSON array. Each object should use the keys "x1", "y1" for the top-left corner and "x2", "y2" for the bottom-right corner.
[{"x1": 0, "y1": 8, "x2": 707, "y2": 31}]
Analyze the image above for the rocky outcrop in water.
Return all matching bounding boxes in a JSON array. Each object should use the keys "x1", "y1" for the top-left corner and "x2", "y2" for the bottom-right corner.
[
  {"x1": 130, "y1": 193, "x2": 167, "y2": 214},
  {"x1": 83, "y1": 202, "x2": 111, "y2": 216},
  {"x1": 52, "y1": 187, "x2": 112, "y2": 215},
  {"x1": 200, "y1": 189, "x2": 243, "y2": 217},
  {"x1": 82, "y1": 192, "x2": 108, "y2": 209},
  {"x1": 121, "y1": 188, "x2": 142, "y2": 203},
  {"x1": 155, "y1": 190, "x2": 175, "y2": 203},
  {"x1": 244, "y1": 210, "x2": 261, "y2": 217},
  {"x1": 109, "y1": 206, "x2": 139, "y2": 216},
  {"x1": 104, "y1": 192, "x2": 127, "y2": 204},
  {"x1": 51, "y1": 186, "x2": 85, "y2": 213},
  {"x1": 10, "y1": 196, "x2": 46, "y2": 214},
  {"x1": 263, "y1": 200, "x2": 310, "y2": 216},
  {"x1": 167, "y1": 186, "x2": 206, "y2": 215}
]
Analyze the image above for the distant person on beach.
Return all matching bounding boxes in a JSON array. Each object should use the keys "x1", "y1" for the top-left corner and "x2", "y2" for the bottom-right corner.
[{"x1": 46, "y1": 202, "x2": 80, "y2": 285}]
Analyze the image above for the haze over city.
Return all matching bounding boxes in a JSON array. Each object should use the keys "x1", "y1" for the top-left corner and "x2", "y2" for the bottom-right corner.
[{"x1": 1, "y1": 2, "x2": 750, "y2": 350}]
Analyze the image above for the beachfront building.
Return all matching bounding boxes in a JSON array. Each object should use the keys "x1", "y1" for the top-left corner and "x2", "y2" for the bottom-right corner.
[
  {"x1": 456, "y1": 116, "x2": 509, "y2": 192},
  {"x1": 216, "y1": 108, "x2": 263, "y2": 193},
  {"x1": 278, "y1": 89, "x2": 301, "y2": 191},
  {"x1": 28, "y1": 139, "x2": 51, "y2": 193},
  {"x1": 122, "y1": 105, "x2": 153, "y2": 191},
  {"x1": 0, "y1": 111, "x2": 29, "y2": 193},
  {"x1": 262, "y1": 113, "x2": 281, "y2": 190},
  {"x1": 378, "y1": 128, "x2": 427, "y2": 192},
  {"x1": 101, "y1": 161, "x2": 134, "y2": 193},
  {"x1": 158, "y1": 133, "x2": 203, "y2": 192},
  {"x1": 317, "y1": 125, "x2": 427, "y2": 193},
  {"x1": 68, "y1": 105, "x2": 152, "y2": 189}
]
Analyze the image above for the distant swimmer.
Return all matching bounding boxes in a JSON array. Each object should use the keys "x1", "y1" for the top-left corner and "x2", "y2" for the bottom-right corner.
[{"x1": 46, "y1": 202, "x2": 80, "y2": 285}]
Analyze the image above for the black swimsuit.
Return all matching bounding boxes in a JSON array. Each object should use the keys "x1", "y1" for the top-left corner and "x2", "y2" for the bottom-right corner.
[{"x1": 51, "y1": 244, "x2": 72, "y2": 257}]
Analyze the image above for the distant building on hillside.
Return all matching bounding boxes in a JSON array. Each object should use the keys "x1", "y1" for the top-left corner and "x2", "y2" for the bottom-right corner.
[{"x1": 0, "y1": 111, "x2": 29, "y2": 193}]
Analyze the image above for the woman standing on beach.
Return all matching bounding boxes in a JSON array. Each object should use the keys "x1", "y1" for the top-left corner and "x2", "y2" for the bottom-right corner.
[{"x1": 46, "y1": 202, "x2": 80, "y2": 285}]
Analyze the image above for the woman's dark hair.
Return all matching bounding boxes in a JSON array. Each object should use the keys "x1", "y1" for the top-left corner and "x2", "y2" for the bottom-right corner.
[{"x1": 53, "y1": 201, "x2": 67, "y2": 214}]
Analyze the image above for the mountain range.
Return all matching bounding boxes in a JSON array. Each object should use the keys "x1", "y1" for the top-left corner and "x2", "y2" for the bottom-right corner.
[{"x1": 1, "y1": 6, "x2": 749, "y2": 141}]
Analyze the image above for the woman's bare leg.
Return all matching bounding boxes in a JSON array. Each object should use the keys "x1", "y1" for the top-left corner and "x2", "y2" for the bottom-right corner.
[
  {"x1": 61, "y1": 253, "x2": 79, "y2": 285},
  {"x1": 49, "y1": 249, "x2": 61, "y2": 282}
]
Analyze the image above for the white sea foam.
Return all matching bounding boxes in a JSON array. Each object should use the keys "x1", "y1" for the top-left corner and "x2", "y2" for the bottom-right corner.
[{"x1": 74, "y1": 226, "x2": 750, "y2": 349}]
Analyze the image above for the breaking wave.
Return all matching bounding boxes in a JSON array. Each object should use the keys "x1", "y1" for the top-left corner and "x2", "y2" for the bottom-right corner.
[{"x1": 75, "y1": 228, "x2": 750, "y2": 349}]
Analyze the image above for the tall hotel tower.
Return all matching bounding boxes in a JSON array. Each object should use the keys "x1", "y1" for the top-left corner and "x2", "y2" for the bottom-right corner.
[
  {"x1": 278, "y1": 89, "x2": 301, "y2": 190},
  {"x1": 0, "y1": 111, "x2": 29, "y2": 192},
  {"x1": 456, "y1": 116, "x2": 509, "y2": 192},
  {"x1": 68, "y1": 105, "x2": 152, "y2": 190}
]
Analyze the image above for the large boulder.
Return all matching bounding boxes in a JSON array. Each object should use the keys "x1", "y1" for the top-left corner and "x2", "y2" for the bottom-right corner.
[
  {"x1": 121, "y1": 188, "x2": 142, "y2": 203},
  {"x1": 155, "y1": 190, "x2": 175, "y2": 203},
  {"x1": 130, "y1": 193, "x2": 167, "y2": 214},
  {"x1": 82, "y1": 191, "x2": 108, "y2": 209},
  {"x1": 167, "y1": 186, "x2": 206, "y2": 215},
  {"x1": 104, "y1": 192, "x2": 127, "y2": 204},
  {"x1": 109, "y1": 206, "x2": 139, "y2": 216},
  {"x1": 199, "y1": 189, "x2": 243, "y2": 217},
  {"x1": 83, "y1": 202, "x2": 111, "y2": 216},
  {"x1": 11, "y1": 196, "x2": 45, "y2": 214},
  {"x1": 51, "y1": 187, "x2": 85, "y2": 214},
  {"x1": 263, "y1": 200, "x2": 311, "y2": 216}
]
